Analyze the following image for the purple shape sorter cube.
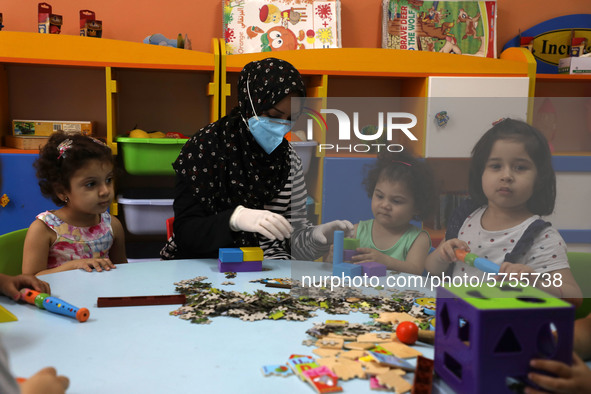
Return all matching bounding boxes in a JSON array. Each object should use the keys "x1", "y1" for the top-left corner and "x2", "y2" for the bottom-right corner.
[
  {"x1": 332, "y1": 263, "x2": 362, "y2": 278},
  {"x1": 360, "y1": 262, "x2": 387, "y2": 277},
  {"x1": 435, "y1": 284, "x2": 574, "y2": 394},
  {"x1": 218, "y1": 260, "x2": 262, "y2": 272}
]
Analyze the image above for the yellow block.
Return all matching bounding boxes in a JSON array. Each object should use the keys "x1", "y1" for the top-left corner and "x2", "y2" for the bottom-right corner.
[
  {"x1": 0, "y1": 305, "x2": 18, "y2": 323},
  {"x1": 240, "y1": 247, "x2": 263, "y2": 262}
]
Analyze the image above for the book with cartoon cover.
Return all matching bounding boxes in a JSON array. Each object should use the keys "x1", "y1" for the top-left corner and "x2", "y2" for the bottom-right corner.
[
  {"x1": 223, "y1": 0, "x2": 341, "y2": 55},
  {"x1": 382, "y1": 0, "x2": 497, "y2": 57}
]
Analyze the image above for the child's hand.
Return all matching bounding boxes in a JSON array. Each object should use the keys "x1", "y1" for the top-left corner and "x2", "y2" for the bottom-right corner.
[
  {"x1": 437, "y1": 238, "x2": 469, "y2": 264},
  {"x1": 0, "y1": 274, "x2": 50, "y2": 301},
  {"x1": 351, "y1": 248, "x2": 388, "y2": 265},
  {"x1": 19, "y1": 366, "x2": 69, "y2": 394},
  {"x1": 68, "y1": 258, "x2": 116, "y2": 272},
  {"x1": 526, "y1": 353, "x2": 591, "y2": 393}
]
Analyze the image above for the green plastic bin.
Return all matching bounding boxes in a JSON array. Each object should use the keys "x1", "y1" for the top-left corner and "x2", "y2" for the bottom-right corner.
[{"x1": 117, "y1": 137, "x2": 187, "y2": 175}]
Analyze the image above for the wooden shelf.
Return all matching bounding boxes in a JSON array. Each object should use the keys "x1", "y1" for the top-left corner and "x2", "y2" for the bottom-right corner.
[
  {"x1": 224, "y1": 46, "x2": 529, "y2": 77},
  {"x1": 0, "y1": 31, "x2": 215, "y2": 70}
]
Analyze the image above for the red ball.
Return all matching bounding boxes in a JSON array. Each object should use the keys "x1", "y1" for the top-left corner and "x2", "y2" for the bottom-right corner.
[{"x1": 396, "y1": 321, "x2": 419, "y2": 345}]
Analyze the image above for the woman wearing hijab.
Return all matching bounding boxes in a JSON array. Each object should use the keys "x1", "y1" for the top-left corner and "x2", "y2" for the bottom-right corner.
[{"x1": 161, "y1": 58, "x2": 353, "y2": 260}]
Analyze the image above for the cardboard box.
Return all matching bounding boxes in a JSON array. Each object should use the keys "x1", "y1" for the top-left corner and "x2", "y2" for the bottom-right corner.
[
  {"x1": 4, "y1": 136, "x2": 49, "y2": 150},
  {"x1": 12, "y1": 120, "x2": 93, "y2": 136},
  {"x1": 558, "y1": 56, "x2": 591, "y2": 74},
  {"x1": 38, "y1": 3, "x2": 52, "y2": 33},
  {"x1": 382, "y1": 0, "x2": 497, "y2": 58},
  {"x1": 223, "y1": 0, "x2": 341, "y2": 55}
]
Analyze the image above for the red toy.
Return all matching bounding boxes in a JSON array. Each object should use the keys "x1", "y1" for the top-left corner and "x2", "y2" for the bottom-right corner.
[{"x1": 396, "y1": 321, "x2": 419, "y2": 345}]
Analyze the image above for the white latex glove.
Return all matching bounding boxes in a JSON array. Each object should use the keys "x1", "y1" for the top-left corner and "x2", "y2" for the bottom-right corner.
[
  {"x1": 229, "y1": 205, "x2": 293, "y2": 241},
  {"x1": 312, "y1": 220, "x2": 355, "y2": 245}
]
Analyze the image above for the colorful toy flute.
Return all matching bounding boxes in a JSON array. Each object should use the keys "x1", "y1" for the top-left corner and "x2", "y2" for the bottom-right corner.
[
  {"x1": 20, "y1": 288, "x2": 90, "y2": 322},
  {"x1": 455, "y1": 249, "x2": 500, "y2": 274}
]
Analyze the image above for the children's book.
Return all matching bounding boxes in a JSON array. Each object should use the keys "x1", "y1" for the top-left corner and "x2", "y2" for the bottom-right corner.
[
  {"x1": 223, "y1": 0, "x2": 341, "y2": 55},
  {"x1": 382, "y1": 0, "x2": 497, "y2": 57}
]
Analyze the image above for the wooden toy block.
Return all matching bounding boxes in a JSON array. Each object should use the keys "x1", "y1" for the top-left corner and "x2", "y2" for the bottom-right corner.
[
  {"x1": 332, "y1": 263, "x2": 362, "y2": 278},
  {"x1": 343, "y1": 238, "x2": 360, "y2": 250},
  {"x1": 240, "y1": 246, "x2": 263, "y2": 261},
  {"x1": 343, "y1": 249, "x2": 357, "y2": 262},
  {"x1": 302, "y1": 365, "x2": 343, "y2": 393},
  {"x1": 360, "y1": 261, "x2": 387, "y2": 277},
  {"x1": 411, "y1": 356, "x2": 434, "y2": 394},
  {"x1": 97, "y1": 294, "x2": 186, "y2": 307},
  {"x1": 261, "y1": 364, "x2": 293, "y2": 377},
  {"x1": 218, "y1": 248, "x2": 243, "y2": 263},
  {"x1": 435, "y1": 285, "x2": 575, "y2": 393},
  {"x1": 218, "y1": 260, "x2": 262, "y2": 272}
]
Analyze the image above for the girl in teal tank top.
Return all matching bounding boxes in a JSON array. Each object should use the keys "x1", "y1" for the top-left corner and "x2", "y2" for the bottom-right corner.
[{"x1": 350, "y1": 151, "x2": 435, "y2": 276}]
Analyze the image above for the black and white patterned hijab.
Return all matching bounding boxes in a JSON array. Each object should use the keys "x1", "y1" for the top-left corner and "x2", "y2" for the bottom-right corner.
[{"x1": 172, "y1": 58, "x2": 305, "y2": 241}]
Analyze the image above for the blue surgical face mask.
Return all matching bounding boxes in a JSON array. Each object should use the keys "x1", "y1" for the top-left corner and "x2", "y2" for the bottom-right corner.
[
  {"x1": 244, "y1": 77, "x2": 291, "y2": 154},
  {"x1": 248, "y1": 116, "x2": 291, "y2": 154}
]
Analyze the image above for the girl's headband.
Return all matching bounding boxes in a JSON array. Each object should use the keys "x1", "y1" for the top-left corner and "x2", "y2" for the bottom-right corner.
[{"x1": 57, "y1": 136, "x2": 108, "y2": 160}]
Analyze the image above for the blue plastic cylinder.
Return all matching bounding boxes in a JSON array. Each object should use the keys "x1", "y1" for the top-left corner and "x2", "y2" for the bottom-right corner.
[
  {"x1": 474, "y1": 257, "x2": 500, "y2": 274},
  {"x1": 333, "y1": 230, "x2": 344, "y2": 265}
]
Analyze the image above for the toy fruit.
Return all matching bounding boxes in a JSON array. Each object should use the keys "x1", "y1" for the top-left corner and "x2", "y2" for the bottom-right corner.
[
  {"x1": 396, "y1": 321, "x2": 419, "y2": 345},
  {"x1": 148, "y1": 131, "x2": 166, "y2": 138},
  {"x1": 129, "y1": 129, "x2": 149, "y2": 138},
  {"x1": 166, "y1": 132, "x2": 187, "y2": 139}
]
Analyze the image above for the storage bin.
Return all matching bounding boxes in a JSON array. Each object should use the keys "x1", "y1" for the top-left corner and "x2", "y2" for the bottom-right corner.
[
  {"x1": 117, "y1": 137, "x2": 187, "y2": 175},
  {"x1": 117, "y1": 192, "x2": 174, "y2": 235}
]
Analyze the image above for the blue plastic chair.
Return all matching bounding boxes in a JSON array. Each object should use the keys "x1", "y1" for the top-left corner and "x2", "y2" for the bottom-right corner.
[{"x1": 0, "y1": 228, "x2": 28, "y2": 276}]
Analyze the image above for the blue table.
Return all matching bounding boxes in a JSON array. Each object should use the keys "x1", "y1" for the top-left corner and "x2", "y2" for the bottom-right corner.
[{"x1": 0, "y1": 259, "x2": 449, "y2": 393}]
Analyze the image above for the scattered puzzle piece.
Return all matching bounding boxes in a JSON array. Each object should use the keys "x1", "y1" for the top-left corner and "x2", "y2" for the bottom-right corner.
[
  {"x1": 303, "y1": 365, "x2": 343, "y2": 393},
  {"x1": 359, "y1": 360, "x2": 391, "y2": 376},
  {"x1": 343, "y1": 342, "x2": 375, "y2": 351},
  {"x1": 380, "y1": 340, "x2": 423, "y2": 359},
  {"x1": 357, "y1": 332, "x2": 394, "y2": 343},
  {"x1": 339, "y1": 350, "x2": 366, "y2": 360},
  {"x1": 375, "y1": 312, "x2": 416, "y2": 325},
  {"x1": 313, "y1": 348, "x2": 342, "y2": 358},
  {"x1": 261, "y1": 364, "x2": 293, "y2": 377},
  {"x1": 316, "y1": 337, "x2": 344, "y2": 350},
  {"x1": 332, "y1": 360, "x2": 366, "y2": 381},
  {"x1": 368, "y1": 351, "x2": 415, "y2": 371},
  {"x1": 377, "y1": 369, "x2": 412, "y2": 393}
]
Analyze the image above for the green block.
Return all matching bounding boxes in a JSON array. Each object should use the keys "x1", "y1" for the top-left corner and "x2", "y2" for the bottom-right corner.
[
  {"x1": 444, "y1": 284, "x2": 572, "y2": 310},
  {"x1": 464, "y1": 253, "x2": 477, "y2": 265},
  {"x1": 343, "y1": 238, "x2": 360, "y2": 250}
]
